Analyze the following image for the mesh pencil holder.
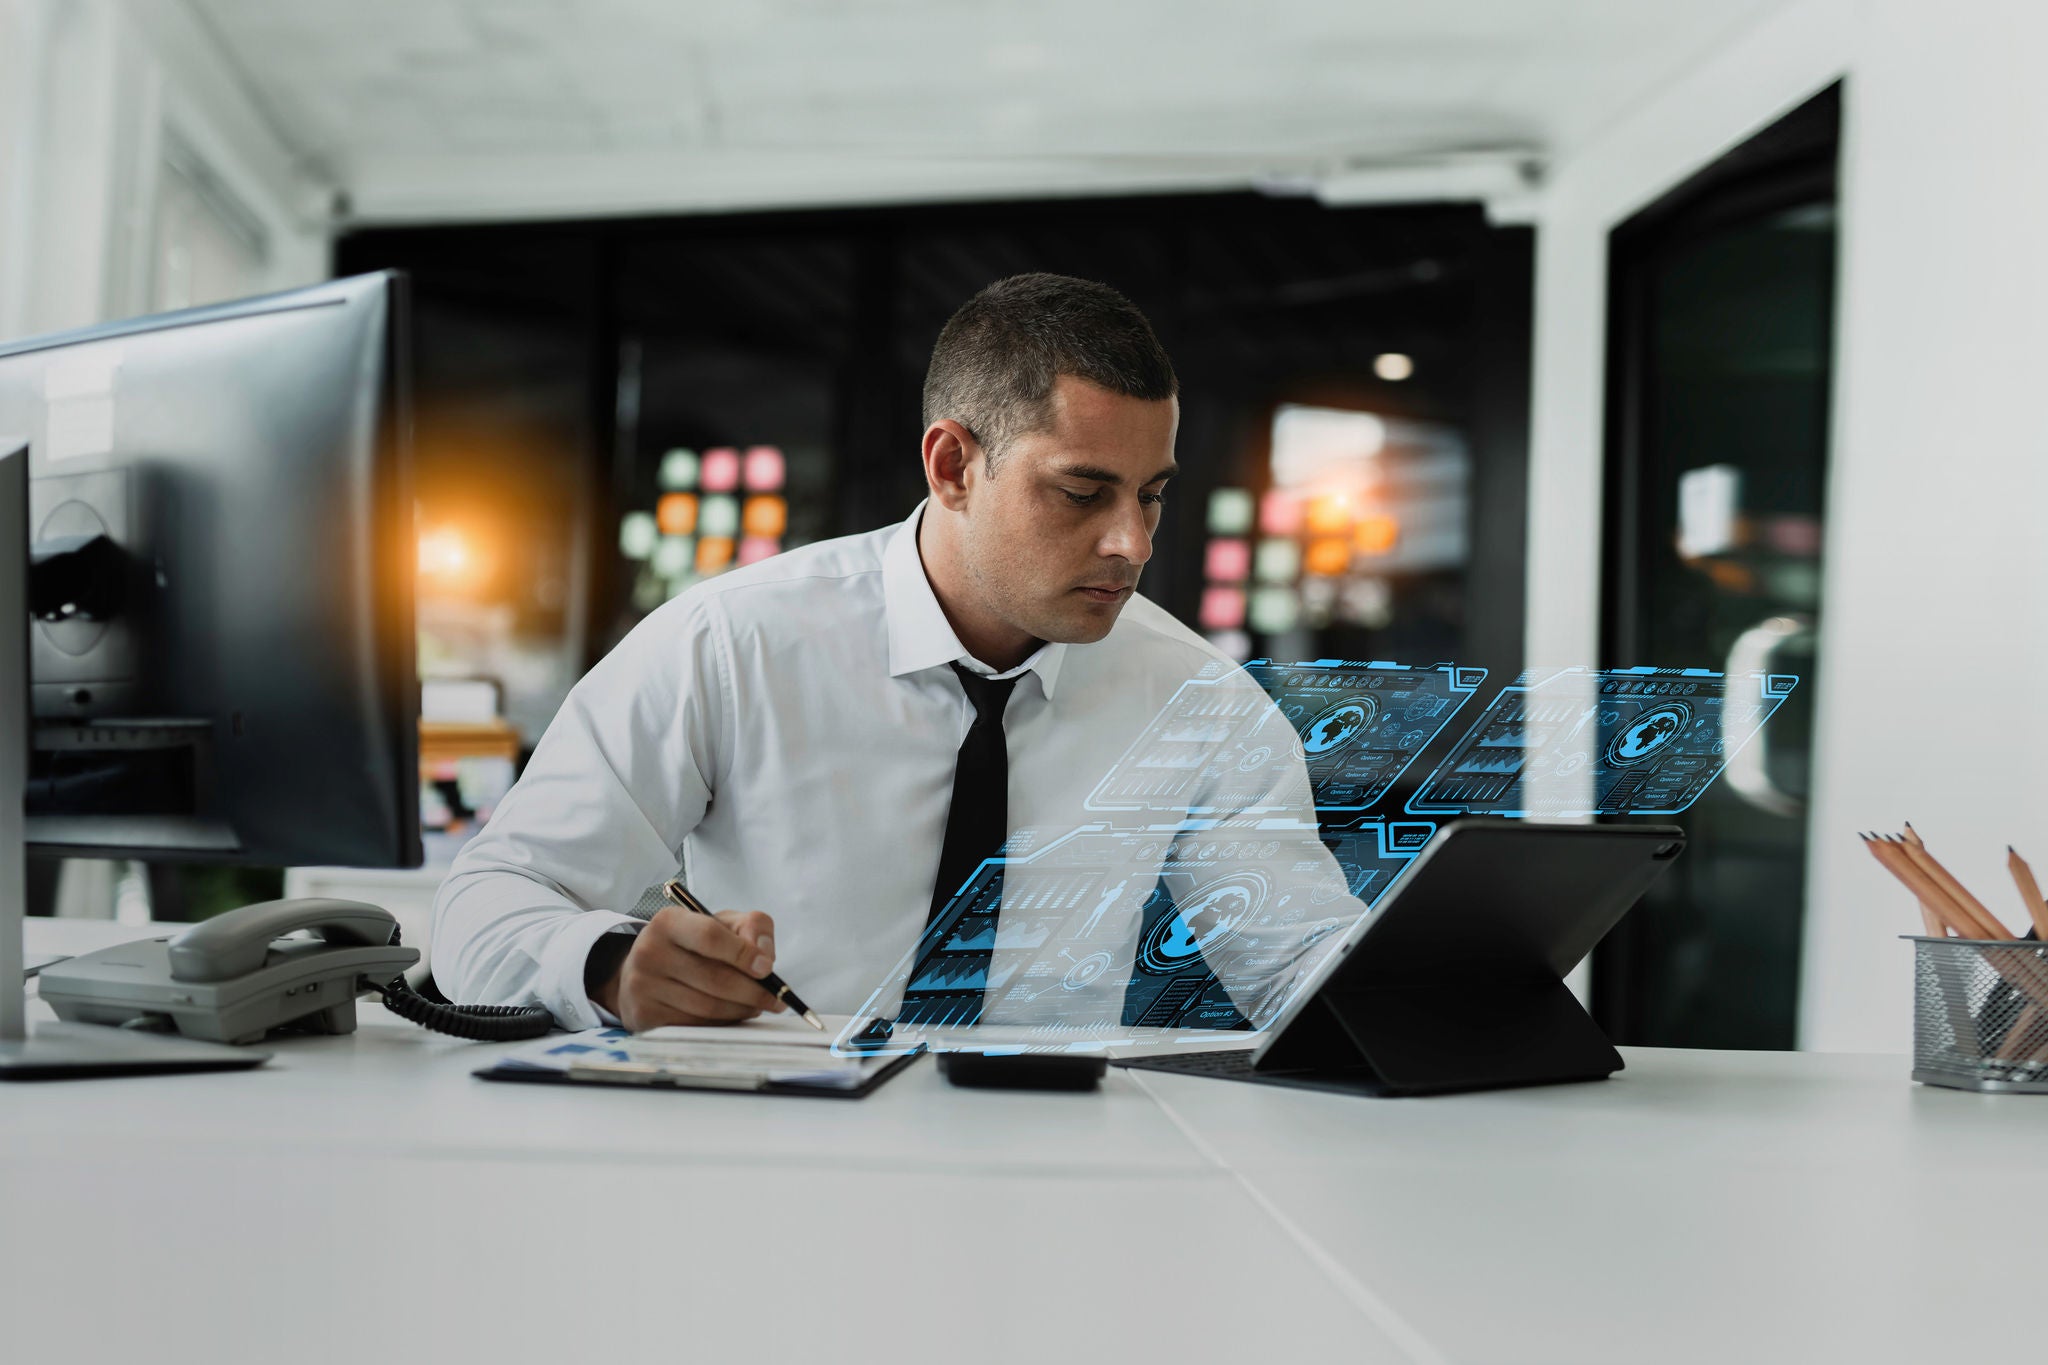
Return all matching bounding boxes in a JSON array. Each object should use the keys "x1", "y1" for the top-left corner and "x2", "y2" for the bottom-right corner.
[{"x1": 1908, "y1": 935, "x2": 2048, "y2": 1092}]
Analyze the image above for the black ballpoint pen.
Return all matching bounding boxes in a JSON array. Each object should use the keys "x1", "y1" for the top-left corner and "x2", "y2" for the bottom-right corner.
[{"x1": 660, "y1": 879, "x2": 825, "y2": 1030}]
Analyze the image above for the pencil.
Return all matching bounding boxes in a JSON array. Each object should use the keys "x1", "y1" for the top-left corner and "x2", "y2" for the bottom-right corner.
[
  {"x1": 1870, "y1": 835, "x2": 2048, "y2": 1009},
  {"x1": 660, "y1": 879, "x2": 826, "y2": 1030},
  {"x1": 1994, "y1": 1003, "x2": 2044, "y2": 1062},
  {"x1": 1867, "y1": 839, "x2": 1957, "y2": 933},
  {"x1": 1871, "y1": 834, "x2": 2019, "y2": 948},
  {"x1": 2006, "y1": 846, "x2": 2048, "y2": 939},
  {"x1": 1898, "y1": 826, "x2": 2013, "y2": 939},
  {"x1": 1865, "y1": 834, "x2": 1945, "y2": 937}
]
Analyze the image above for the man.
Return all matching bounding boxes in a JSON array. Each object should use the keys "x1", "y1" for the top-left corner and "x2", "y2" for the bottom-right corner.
[{"x1": 433, "y1": 273, "x2": 1336, "y2": 1033}]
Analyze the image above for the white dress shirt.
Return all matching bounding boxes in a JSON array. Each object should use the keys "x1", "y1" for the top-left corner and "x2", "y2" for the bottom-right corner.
[{"x1": 434, "y1": 501, "x2": 1317, "y2": 1030}]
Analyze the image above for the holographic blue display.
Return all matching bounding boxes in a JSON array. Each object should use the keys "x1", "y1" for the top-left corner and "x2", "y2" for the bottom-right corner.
[
  {"x1": 1405, "y1": 666, "x2": 1798, "y2": 817},
  {"x1": 1253, "y1": 661, "x2": 1485, "y2": 814},
  {"x1": 852, "y1": 819, "x2": 1431, "y2": 1048},
  {"x1": 1084, "y1": 660, "x2": 1484, "y2": 817}
]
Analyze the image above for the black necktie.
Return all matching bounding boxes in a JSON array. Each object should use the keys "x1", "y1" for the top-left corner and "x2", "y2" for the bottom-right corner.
[
  {"x1": 929, "y1": 663, "x2": 1017, "y2": 921},
  {"x1": 904, "y1": 663, "x2": 1017, "y2": 1027}
]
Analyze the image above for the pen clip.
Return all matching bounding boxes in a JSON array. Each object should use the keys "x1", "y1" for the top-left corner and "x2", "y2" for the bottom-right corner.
[{"x1": 662, "y1": 879, "x2": 710, "y2": 916}]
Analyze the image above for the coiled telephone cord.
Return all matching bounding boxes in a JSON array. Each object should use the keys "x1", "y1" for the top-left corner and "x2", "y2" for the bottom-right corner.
[{"x1": 361, "y1": 923, "x2": 555, "y2": 1042}]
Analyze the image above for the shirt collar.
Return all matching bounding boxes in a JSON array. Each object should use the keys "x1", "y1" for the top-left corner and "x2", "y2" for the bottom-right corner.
[{"x1": 884, "y1": 500, "x2": 1067, "y2": 699}]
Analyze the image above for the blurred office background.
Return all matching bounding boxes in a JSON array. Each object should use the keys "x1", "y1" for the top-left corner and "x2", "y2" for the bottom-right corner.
[{"x1": 3, "y1": 0, "x2": 2043, "y2": 1056}]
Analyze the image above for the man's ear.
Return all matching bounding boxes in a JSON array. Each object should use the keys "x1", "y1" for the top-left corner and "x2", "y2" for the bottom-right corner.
[{"x1": 923, "y1": 420, "x2": 981, "y2": 510}]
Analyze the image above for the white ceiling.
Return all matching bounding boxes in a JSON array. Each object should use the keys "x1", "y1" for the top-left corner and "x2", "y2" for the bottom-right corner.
[{"x1": 182, "y1": 0, "x2": 1789, "y2": 224}]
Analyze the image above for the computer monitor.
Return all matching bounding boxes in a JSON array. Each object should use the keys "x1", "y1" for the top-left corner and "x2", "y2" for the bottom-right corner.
[
  {"x1": 0, "y1": 272, "x2": 419, "y2": 868},
  {"x1": 0, "y1": 273, "x2": 419, "y2": 1077},
  {"x1": 3, "y1": 442, "x2": 27, "y2": 1043}
]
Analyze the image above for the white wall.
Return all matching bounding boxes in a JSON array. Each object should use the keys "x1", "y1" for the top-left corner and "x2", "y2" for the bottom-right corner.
[
  {"x1": 0, "y1": 0, "x2": 329, "y2": 343},
  {"x1": 0, "y1": 0, "x2": 332, "y2": 919},
  {"x1": 1528, "y1": 0, "x2": 2048, "y2": 1052}
]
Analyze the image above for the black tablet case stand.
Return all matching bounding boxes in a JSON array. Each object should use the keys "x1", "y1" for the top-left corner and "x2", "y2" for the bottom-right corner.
[
  {"x1": 1252, "y1": 975, "x2": 1623, "y2": 1097},
  {"x1": 1124, "y1": 820, "x2": 1681, "y2": 1098}
]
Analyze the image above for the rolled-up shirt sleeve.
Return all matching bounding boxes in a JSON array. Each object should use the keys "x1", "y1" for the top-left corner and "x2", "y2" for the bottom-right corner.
[{"x1": 431, "y1": 594, "x2": 729, "y2": 1029}]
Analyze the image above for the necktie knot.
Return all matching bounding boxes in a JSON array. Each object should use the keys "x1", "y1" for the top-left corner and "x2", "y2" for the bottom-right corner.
[{"x1": 950, "y1": 662, "x2": 1017, "y2": 726}]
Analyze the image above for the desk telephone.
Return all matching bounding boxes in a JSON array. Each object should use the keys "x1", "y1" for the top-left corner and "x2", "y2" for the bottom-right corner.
[{"x1": 36, "y1": 899, "x2": 555, "y2": 1045}]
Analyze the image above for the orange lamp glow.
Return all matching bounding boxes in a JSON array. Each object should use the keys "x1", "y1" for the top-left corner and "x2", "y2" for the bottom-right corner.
[
  {"x1": 1305, "y1": 493, "x2": 1353, "y2": 536},
  {"x1": 696, "y1": 536, "x2": 736, "y2": 574},
  {"x1": 418, "y1": 526, "x2": 490, "y2": 592},
  {"x1": 657, "y1": 492, "x2": 699, "y2": 537},
  {"x1": 742, "y1": 495, "x2": 787, "y2": 539},
  {"x1": 1352, "y1": 514, "x2": 1399, "y2": 556},
  {"x1": 1303, "y1": 537, "x2": 1351, "y2": 577}
]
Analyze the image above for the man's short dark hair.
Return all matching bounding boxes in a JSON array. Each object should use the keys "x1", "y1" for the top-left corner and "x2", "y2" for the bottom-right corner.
[{"x1": 922, "y1": 273, "x2": 1177, "y2": 472}]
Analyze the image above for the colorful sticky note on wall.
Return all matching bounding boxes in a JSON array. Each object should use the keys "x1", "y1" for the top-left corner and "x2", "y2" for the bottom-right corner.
[
  {"x1": 1253, "y1": 538, "x2": 1300, "y2": 583},
  {"x1": 619, "y1": 511, "x2": 658, "y2": 560},
  {"x1": 1258, "y1": 490, "x2": 1303, "y2": 537},
  {"x1": 701, "y1": 448, "x2": 741, "y2": 492},
  {"x1": 696, "y1": 536, "x2": 735, "y2": 574},
  {"x1": 742, "y1": 495, "x2": 787, "y2": 538},
  {"x1": 743, "y1": 446, "x2": 785, "y2": 491},
  {"x1": 656, "y1": 492, "x2": 698, "y2": 537},
  {"x1": 1206, "y1": 488, "x2": 1254, "y2": 536},
  {"x1": 1199, "y1": 585, "x2": 1247, "y2": 631},
  {"x1": 1353, "y1": 514, "x2": 1399, "y2": 555},
  {"x1": 1204, "y1": 538, "x2": 1251, "y2": 582},
  {"x1": 659, "y1": 449, "x2": 699, "y2": 490},
  {"x1": 1248, "y1": 586, "x2": 1300, "y2": 634},
  {"x1": 738, "y1": 535, "x2": 780, "y2": 566},
  {"x1": 652, "y1": 536, "x2": 693, "y2": 577},
  {"x1": 699, "y1": 495, "x2": 740, "y2": 539},
  {"x1": 1304, "y1": 537, "x2": 1351, "y2": 577}
]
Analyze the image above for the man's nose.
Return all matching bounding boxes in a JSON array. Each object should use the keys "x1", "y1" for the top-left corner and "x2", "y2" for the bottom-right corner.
[{"x1": 1100, "y1": 498, "x2": 1153, "y2": 566}]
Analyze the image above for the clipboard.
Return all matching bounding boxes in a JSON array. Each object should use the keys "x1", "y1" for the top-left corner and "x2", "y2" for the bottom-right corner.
[{"x1": 472, "y1": 1041, "x2": 924, "y2": 1099}]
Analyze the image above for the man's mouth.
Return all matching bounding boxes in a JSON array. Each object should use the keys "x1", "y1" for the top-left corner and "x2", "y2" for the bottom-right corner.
[{"x1": 1075, "y1": 584, "x2": 1134, "y2": 603}]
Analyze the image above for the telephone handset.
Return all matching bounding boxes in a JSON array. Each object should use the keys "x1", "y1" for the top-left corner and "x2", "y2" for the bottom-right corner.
[{"x1": 37, "y1": 898, "x2": 554, "y2": 1045}]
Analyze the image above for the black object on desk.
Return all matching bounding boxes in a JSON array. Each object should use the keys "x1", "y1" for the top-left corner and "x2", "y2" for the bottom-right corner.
[
  {"x1": 939, "y1": 1051, "x2": 1106, "y2": 1091},
  {"x1": 1115, "y1": 819, "x2": 1685, "y2": 1098}
]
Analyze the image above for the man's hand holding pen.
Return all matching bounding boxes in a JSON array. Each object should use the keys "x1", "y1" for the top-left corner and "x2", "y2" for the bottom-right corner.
[{"x1": 591, "y1": 904, "x2": 787, "y2": 1031}]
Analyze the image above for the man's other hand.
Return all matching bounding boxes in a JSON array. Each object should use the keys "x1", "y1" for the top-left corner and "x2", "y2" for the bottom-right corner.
[{"x1": 594, "y1": 905, "x2": 784, "y2": 1030}]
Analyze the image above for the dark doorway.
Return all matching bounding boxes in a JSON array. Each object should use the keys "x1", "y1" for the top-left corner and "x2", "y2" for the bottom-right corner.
[{"x1": 1595, "y1": 86, "x2": 1840, "y2": 1048}]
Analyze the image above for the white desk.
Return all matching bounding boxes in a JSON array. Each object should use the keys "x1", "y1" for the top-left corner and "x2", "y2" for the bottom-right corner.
[{"x1": 7, "y1": 919, "x2": 2043, "y2": 1365}]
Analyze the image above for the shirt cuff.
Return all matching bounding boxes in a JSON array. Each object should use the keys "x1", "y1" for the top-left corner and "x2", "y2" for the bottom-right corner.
[{"x1": 539, "y1": 910, "x2": 643, "y2": 1030}]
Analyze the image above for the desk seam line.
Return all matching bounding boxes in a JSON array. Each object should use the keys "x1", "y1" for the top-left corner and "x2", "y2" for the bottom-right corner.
[{"x1": 1130, "y1": 1071, "x2": 1452, "y2": 1365}]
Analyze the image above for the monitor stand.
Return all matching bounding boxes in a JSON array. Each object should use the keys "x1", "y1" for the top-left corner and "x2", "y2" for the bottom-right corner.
[
  {"x1": 0, "y1": 442, "x2": 262, "y2": 1080},
  {"x1": 0, "y1": 1020, "x2": 264, "y2": 1079}
]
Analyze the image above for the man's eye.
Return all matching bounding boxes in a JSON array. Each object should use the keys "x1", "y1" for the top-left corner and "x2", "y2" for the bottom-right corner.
[
  {"x1": 1062, "y1": 489, "x2": 1102, "y2": 506},
  {"x1": 1140, "y1": 492, "x2": 1167, "y2": 507}
]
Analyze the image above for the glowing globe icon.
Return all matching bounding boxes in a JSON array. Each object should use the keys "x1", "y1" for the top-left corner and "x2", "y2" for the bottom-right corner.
[
  {"x1": 1141, "y1": 874, "x2": 1265, "y2": 974},
  {"x1": 1304, "y1": 699, "x2": 1373, "y2": 755},
  {"x1": 1612, "y1": 705, "x2": 1687, "y2": 763}
]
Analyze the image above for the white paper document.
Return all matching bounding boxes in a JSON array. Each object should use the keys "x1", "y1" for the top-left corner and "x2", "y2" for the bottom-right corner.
[{"x1": 496, "y1": 1014, "x2": 883, "y2": 1090}]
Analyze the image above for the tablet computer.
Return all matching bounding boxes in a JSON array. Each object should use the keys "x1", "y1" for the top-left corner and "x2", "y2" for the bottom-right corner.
[{"x1": 1114, "y1": 818, "x2": 1684, "y2": 1096}]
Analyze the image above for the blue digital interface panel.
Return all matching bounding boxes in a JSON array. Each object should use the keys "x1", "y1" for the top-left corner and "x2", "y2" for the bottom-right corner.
[
  {"x1": 848, "y1": 819, "x2": 1434, "y2": 1049},
  {"x1": 1405, "y1": 666, "x2": 1799, "y2": 817},
  {"x1": 1084, "y1": 660, "x2": 1484, "y2": 817},
  {"x1": 1254, "y1": 661, "x2": 1485, "y2": 814}
]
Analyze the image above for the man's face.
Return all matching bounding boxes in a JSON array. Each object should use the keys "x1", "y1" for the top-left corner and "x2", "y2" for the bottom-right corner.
[{"x1": 958, "y1": 375, "x2": 1179, "y2": 646}]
